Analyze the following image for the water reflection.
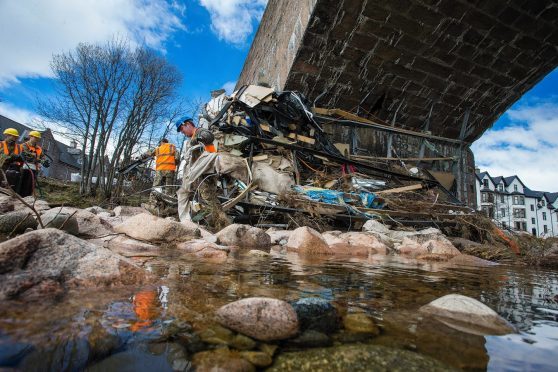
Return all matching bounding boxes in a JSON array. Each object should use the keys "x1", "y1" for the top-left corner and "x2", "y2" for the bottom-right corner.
[{"x1": 0, "y1": 252, "x2": 557, "y2": 371}]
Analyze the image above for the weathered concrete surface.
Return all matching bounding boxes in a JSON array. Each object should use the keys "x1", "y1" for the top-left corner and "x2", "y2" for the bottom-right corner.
[{"x1": 239, "y1": 0, "x2": 558, "y2": 141}]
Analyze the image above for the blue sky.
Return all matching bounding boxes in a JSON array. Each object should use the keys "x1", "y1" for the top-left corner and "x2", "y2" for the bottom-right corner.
[{"x1": 0, "y1": 0, "x2": 556, "y2": 190}]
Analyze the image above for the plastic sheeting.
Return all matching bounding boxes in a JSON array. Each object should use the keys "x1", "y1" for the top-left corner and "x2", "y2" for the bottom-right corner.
[{"x1": 294, "y1": 186, "x2": 384, "y2": 209}]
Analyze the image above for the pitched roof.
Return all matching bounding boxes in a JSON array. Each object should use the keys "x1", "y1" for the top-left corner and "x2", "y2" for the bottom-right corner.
[
  {"x1": 0, "y1": 114, "x2": 37, "y2": 138},
  {"x1": 475, "y1": 171, "x2": 495, "y2": 185},
  {"x1": 492, "y1": 176, "x2": 503, "y2": 185},
  {"x1": 545, "y1": 192, "x2": 558, "y2": 204},
  {"x1": 524, "y1": 188, "x2": 544, "y2": 198},
  {"x1": 56, "y1": 141, "x2": 80, "y2": 169}
]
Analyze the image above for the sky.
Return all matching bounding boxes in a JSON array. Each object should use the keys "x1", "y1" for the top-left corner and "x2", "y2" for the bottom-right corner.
[{"x1": 0, "y1": 0, "x2": 556, "y2": 191}]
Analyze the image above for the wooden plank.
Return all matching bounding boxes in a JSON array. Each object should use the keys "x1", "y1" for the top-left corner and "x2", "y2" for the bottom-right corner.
[
  {"x1": 222, "y1": 183, "x2": 256, "y2": 211},
  {"x1": 376, "y1": 184, "x2": 423, "y2": 195},
  {"x1": 314, "y1": 107, "x2": 463, "y2": 145},
  {"x1": 252, "y1": 154, "x2": 268, "y2": 162},
  {"x1": 260, "y1": 123, "x2": 271, "y2": 132},
  {"x1": 288, "y1": 133, "x2": 316, "y2": 145},
  {"x1": 351, "y1": 155, "x2": 455, "y2": 162}
]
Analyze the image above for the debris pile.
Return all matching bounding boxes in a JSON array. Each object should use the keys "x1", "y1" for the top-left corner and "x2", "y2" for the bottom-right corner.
[{"x1": 189, "y1": 85, "x2": 476, "y2": 230}]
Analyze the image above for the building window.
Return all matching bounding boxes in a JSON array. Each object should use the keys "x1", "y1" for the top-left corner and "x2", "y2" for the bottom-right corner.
[
  {"x1": 513, "y1": 196, "x2": 525, "y2": 205},
  {"x1": 543, "y1": 212, "x2": 547, "y2": 221},
  {"x1": 532, "y1": 218, "x2": 535, "y2": 224},
  {"x1": 530, "y1": 205, "x2": 534, "y2": 211},
  {"x1": 483, "y1": 179, "x2": 488, "y2": 187},
  {"x1": 498, "y1": 185, "x2": 503, "y2": 192},
  {"x1": 541, "y1": 199, "x2": 546, "y2": 206},
  {"x1": 502, "y1": 222, "x2": 507, "y2": 228},
  {"x1": 513, "y1": 208, "x2": 526, "y2": 218},
  {"x1": 544, "y1": 225, "x2": 548, "y2": 233},
  {"x1": 514, "y1": 184, "x2": 518, "y2": 192},
  {"x1": 500, "y1": 195, "x2": 504, "y2": 203},
  {"x1": 501, "y1": 208, "x2": 506, "y2": 217},
  {"x1": 482, "y1": 193, "x2": 487, "y2": 202},
  {"x1": 514, "y1": 222, "x2": 526, "y2": 231}
]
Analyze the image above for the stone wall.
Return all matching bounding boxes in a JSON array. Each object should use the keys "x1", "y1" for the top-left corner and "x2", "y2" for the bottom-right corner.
[{"x1": 237, "y1": 0, "x2": 318, "y2": 90}]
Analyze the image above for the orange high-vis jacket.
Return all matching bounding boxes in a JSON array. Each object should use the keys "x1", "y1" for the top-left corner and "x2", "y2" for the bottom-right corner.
[
  {"x1": 193, "y1": 128, "x2": 216, "y2": 153},
  {"x1": 24, "y1": 142, "x2": 43, "y2": 160},
  {"x1": 155, "y1": 143, "x2": 177, "y2": 171},
  {"x1": 2, "y1": 141, "x2": 23, "y2": 156}
]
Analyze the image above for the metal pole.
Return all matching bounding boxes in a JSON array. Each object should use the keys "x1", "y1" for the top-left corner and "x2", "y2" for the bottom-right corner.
[
  {"x1": 456, "y1": 107, "x2": 470, "y2": 202},
  {"x1": 386, "y1": 99, "x2": 404, "y2": 158}
]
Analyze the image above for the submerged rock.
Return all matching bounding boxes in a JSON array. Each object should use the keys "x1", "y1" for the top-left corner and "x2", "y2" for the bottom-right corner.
[
  {"x1": 419, "y1": 294, "x2": 515, "y2": 335},
  {"x1": 193, "y1": 348, "x2": 255, "y2": 372},
  {"x1": 343, "y1": 313, "x2": 380, "y2": 335},
  {"x1": 287, "y1": 330, "x2": 332, "y2": 348},
  {"x1": 267, "y1": 344, "x2": 454, "y2": 371},
  {"x1": 0, "y1": 210, "x2": 38, "y2": 234},
  {"x1": 397, "y1": 232, "x2": 461, "y2": 258},
  {"x1": 291, "y1": 297, "x2": 340, "y2": 334},
  {"x1": 0, "y1": 229, "x2": 149, "y2": 299},
  {"x1": 286, "y1": 227, "x2": 331, "y2": 255},
  {"x1": 447, "y1": 254, "x2": 497, "y2": 267},
  {"x1": 266, "y1": 229, "x2": 293, "y2": 246},
  {"x1": 216, "y1": 224, "x2": 271, "y2": 250},
  {"x1": 216, "y1": 297, "x2": 299, "y2": 341},
  {"x1": 114, "y1": 213, "x2": 200, "y2": 243},
  {"x1": 239, "y1": 351, "x2": 273, "y2": 368}
]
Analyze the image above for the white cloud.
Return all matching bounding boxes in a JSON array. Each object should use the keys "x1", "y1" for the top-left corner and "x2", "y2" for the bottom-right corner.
[
  {"x1": 472, "y1": 102, "x2": 558, "y2": 192},
  {"x1": 0, "y1": 0, "x2": 185, "y2": 88},
  {"x1": 199, "y1": 0, "x2": 267, "y2": 45},
  {"x1": 222, "y1": 80, "x2": 237, "y2": 94}
]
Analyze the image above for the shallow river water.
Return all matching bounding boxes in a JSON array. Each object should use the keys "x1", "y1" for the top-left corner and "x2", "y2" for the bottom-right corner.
[{"x1": 1, "y1": 251, "x2": 557, "y2": 371}]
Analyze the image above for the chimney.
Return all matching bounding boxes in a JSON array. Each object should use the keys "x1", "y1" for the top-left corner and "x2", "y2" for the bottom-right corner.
[{"x1": 70, "y1": 140, "x2": 77, "y2": 149}]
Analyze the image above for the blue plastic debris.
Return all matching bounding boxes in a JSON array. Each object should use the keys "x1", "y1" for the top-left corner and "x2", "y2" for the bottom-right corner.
[{"x1": 294, "y1": 186, "x2": 384, "y2": 209}]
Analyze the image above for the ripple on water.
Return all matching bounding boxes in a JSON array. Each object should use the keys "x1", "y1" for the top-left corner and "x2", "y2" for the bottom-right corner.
[{"x1": 0, "y1": 251, "x2": 557, "y2": 371}]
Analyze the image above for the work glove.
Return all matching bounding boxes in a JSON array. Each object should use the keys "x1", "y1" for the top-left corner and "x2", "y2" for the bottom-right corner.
[{"x1": 42, "y1": 159, "x2": 51, "y2": 168}]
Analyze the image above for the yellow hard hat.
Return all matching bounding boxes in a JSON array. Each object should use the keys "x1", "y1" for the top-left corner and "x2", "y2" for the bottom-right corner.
[
  {"x1": 29, "y1": 131, "x2": 41, "y2": 139},
  {"x1": 3, "y1": 128, "x2": 19, "y2": 137}
]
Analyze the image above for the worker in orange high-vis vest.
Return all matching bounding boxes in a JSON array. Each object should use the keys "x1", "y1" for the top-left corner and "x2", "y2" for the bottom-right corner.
[
  {"x1": 142, "y1": 138, "x2": 180, "y2": 203},
  {"x1": 0, "y1": 128, "x2": 25, "y2": 193},
  {"x1": 20, "y1": 131, "x2": 51, "y2": 197}
]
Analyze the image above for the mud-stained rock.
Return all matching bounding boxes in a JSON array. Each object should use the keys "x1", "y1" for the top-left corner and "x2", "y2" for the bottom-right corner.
[
  {"x1": 343, "y1": 313, "x2": 380, "y2": 335},
  {"x1": 0, "y1": 210, "x2": 38, "y2": 234},
  {"x1": 448, "y1": 254, "x2": 497, "y2": 267},
  {"x1": 0, "y1": 195, "x2": 15, "y2": 213},
  {"x1": 42, "y1": 207, "x2": 111, "y2": 238},
  {"x1": 90, "y1": 236, "x2": 160, "y2": 258},
  {"x1": 40, "y1": 210, "x2": 79, "y2": 235},
  {"x1": 182, "y1": 220, "x2": 217, "y2": 243},
  {"x1": 176, "y1": 239, "x2": 229, "y2": 261},
  {"x1": 266, "y1": 229, "x2": 293, "y2": 245},
  {"x1": 362, "y1": 219, "x2": 391, "y2": 234},
  {"x1": 291, "y1": 297, "x2": 340, "y2": 334},
  {"x1": 193, "y1": 348, "x2": 255, "y2": 372},
  {"x1": 113, "y1": 206, "x2": 151, "y2": 218},
  {"x1": 14, "y1": 197, "x2": 50, "y2": 214},
  {"x1": 397, "y1": 233, "x2": 460, "y2": 258},
  {"x1": 216, "y1": 224, "x2": 271, "y2": 250},
  {"x1": 216, "y1": 297, "x2": 299, "y2": 341},
  {"x1": 0, "y1": 229, "x2": 149, "y2": 300},
  {"x1": 84, "y1": 206, "x2": 113, "y2": 216},
  {"x1": 286, "y1": 227, "x2": 331, "y2": 255},
  {"x1": 114, "y1": 213, "x2": 199, "y2": 243},
  {"x1": 268, "y1": 344, "x2": 454, "y2": 371},
  {"x1": 420, "y1": 294, "x2": 515, "y2": 335}
]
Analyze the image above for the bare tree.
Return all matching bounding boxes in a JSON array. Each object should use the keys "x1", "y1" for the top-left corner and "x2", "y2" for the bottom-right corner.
[{"x1": 39, "y1": 39, "x2": 182, "y2": 197}]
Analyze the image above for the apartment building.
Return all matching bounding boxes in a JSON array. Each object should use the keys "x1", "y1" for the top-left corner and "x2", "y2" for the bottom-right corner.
[{"x1": 476, "y1": 171, "x2": 558, "y2": 237}]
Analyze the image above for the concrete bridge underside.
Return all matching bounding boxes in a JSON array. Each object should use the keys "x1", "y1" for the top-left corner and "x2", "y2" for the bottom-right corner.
[{"x1": 238, "y1": 0, "x2": 558, "y2": 142}]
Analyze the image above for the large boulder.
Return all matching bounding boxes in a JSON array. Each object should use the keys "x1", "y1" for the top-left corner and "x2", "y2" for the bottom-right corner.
[
  {"x1": 216, "y1": 224, "x2": 271, "y2": 250},
  {"x1": 84, "y1": 206, "x2": 113, "y2": 216},
  {"x1": 216, "y1": 297, "x2": 299, "y2": 341},
  {"x1": 40, "y1": 210, "x2": 79, "y2": 235},
  {"x1": 176, "y1": 239, "x2": 229, "y2": 261},
  {"x1": 286, "y1": 227, "x2": 331, "y2": 255},
  {"x1": 0, "y1": 229, "x2": 149, "y2": 300},
  {"x1": 0, "y1": 210, "x2": 38, "y2": 234},
  {"x1": 419, "y1": 294, "x2": 515, "y2": 335},
  {"x1": 114, "y1": 213, "x2": 200, "y2": 243},
  {"x1": 396, "y1": 231, "x2": 461, "y2": 258}
]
